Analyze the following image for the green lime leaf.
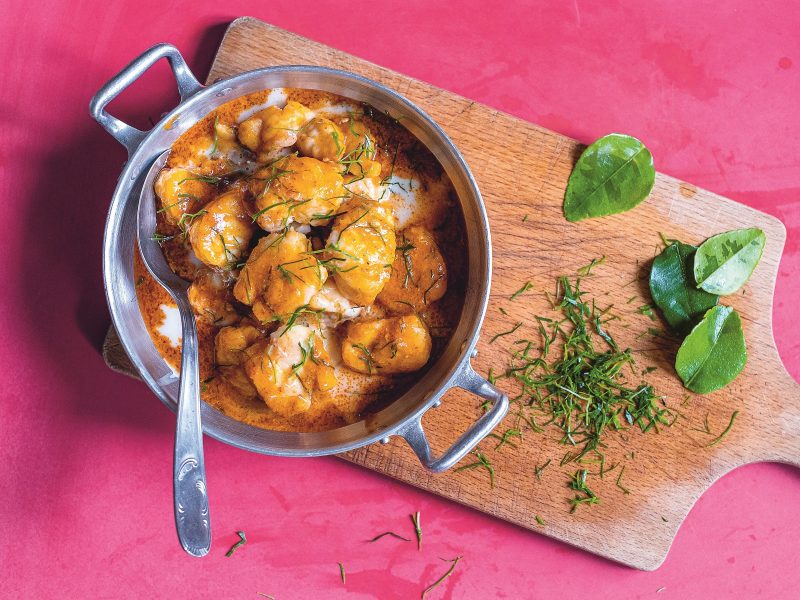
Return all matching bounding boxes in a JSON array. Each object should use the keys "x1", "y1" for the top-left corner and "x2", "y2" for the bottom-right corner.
[
  {"x1": 675, "y1": 305, "x2": 747, "y2": 394},
  {"x1": 693, "y1": 228, "x2": 766, "y2": 295},
  {"x1": 649, "y1": 242, "x2": 719, "y2": 334},
  {"x1": 563, "y1": 133, "x2": 655, "y2": 222}
]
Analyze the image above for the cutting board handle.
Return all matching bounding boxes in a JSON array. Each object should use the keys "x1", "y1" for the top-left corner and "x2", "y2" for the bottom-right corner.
[{"x1": 398, "y1": 363, "x2": 509, "y2": 473}]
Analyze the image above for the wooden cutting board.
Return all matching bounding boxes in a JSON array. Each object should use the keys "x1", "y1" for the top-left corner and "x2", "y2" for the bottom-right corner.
[{"x1": 103, "y1": 17, "x2": 800, "y2": 570}]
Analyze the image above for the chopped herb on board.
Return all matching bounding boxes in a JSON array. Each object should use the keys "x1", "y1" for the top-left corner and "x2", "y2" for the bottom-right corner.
[
  {"x1": 486, "y1": 262, "x2": 673, "y2": 511},
  {"x1": 487, "y1": 428, "x2": 523, "y2": 450},
  {"x1": 150, "y1": 232, "x2": 175, "y2": 244},
  {"x1": 490, "y1": 322, "x2": 523, "y2": 344},
  {"x1": 705, "y1": 411, "x2": 739, "y2": 447},
  {"x1": 569, "y1": 469, "x2": 599, "y2": 512},
  {"x1": 514, "y1": 274, "x2": 670, "y2": 448},
  {"x1": 616, "y1": 465, "x2": 631, "y2": 494},
  {"x1": 534, "y1": 459, "x2": 551, "y2": 481},
  {"x1": 454, "y1": 450, "x2": 495, "y2": 487},
  {"x1": 177, "y1": 174, "x2": 221, "y2": 185},
  {"x1": 510, "y1": 281, "x2": 534, "y2": 300},
  {"x1": 577, "y1": 255, "x2": 606, "y2": 276}
]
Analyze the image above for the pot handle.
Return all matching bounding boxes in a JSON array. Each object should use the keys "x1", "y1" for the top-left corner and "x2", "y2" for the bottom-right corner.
[
  {"x1": 89, "y1": 43, "x2": 204, "y2": 156},
  {"x1": 398, "y1": 362, "x2": 509, "y2": 473}
]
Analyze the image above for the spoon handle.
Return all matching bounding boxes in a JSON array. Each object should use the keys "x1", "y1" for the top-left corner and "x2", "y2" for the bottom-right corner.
[{"x1": 173, "y1": 295, "x2": 211, "y2": 557}]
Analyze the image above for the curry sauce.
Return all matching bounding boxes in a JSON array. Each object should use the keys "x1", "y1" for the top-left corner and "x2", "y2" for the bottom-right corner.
[{"x1": 134, "y1": 88, "x2": 467, "y2": 432}]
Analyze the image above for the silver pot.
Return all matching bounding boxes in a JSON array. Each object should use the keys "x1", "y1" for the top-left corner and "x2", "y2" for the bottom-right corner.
[{"x1": 91, "y1": 43, "x2": 508, "y2": 472}]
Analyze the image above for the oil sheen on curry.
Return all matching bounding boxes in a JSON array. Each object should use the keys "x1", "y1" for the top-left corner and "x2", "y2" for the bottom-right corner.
[{"x1": 134, "y1": 88, "x2": 467, "y2": 432}]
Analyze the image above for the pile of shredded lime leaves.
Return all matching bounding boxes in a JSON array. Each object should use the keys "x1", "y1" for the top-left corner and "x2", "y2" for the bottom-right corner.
[{"x1": 460, "y1": 259, "x2": 681, "y2": 514}]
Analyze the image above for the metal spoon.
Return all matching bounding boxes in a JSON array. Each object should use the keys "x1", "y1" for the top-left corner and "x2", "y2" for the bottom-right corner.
[{"x1": 137, "y1": 150, "x2": 211, "y2": 557}]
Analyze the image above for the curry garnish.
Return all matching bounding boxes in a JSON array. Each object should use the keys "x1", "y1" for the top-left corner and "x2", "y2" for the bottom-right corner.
[
  {"x1": 279, "y1": 305, "x2": 323, "y2": 335},
  {"x1": 353, "y1": 343, "x2": 379, "y2": 374},
  {"x1": 290, "y1": 339, "x2": 312, "y2": 377},
  {"x1": 177, "y1": 209, "x2": 208, "y2": 233},
  {"x1": 177, "y1": 174, "x2": 221, "y2": 185},
  {"x1": 150, "y1": 232, "x2": 175, "y2": 244},
  {"x1": 422, "y1": 275, "x2": 441, "y2": 305},
  {"x1": 338, "y1": 209, "x2": 371, "y2": 236},
  {"x1": 251, "y1": 198, "x2": 293, "y2": 222},
  {"x1": 380, "y1": 142, "x2": 401, "y2": 188},
  {"x1": 397, "y1": 240, "x2": 416, "y2": 288}
]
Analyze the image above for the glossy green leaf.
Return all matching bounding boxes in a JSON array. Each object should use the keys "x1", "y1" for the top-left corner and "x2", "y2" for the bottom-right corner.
[
  {"x1": 693, "y1": 228, "x2": 766, "y2": 295},
  {"x1": 649, "y1": 242, "x2": 719, "y2": 334},
  {"x1": 675, "y1": 305, "x2": 747, "y2": 394},
  {"x1": 563, "y1": 133, "x2": 655, "y2": 222}
]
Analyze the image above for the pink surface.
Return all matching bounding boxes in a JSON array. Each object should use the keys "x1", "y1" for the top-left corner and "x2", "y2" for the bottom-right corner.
[{"x1": 1, "y1": 1, "x2": 799, "y2": 598}]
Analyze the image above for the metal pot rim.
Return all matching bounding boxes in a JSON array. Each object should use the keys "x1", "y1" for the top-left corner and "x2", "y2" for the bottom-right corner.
[{"x1": 92, "y1": 43, "x2": 508, "y2": 471}]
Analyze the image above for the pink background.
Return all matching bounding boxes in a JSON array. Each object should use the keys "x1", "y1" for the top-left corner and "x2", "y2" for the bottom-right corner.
[{"x1": 2, "y1": 1, "x2": 799, "y2": 598}]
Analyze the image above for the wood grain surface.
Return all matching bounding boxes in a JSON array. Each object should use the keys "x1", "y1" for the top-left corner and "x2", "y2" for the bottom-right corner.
[{"x1": 104, "y1": 17, "x2": 800, "y2": 570}]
